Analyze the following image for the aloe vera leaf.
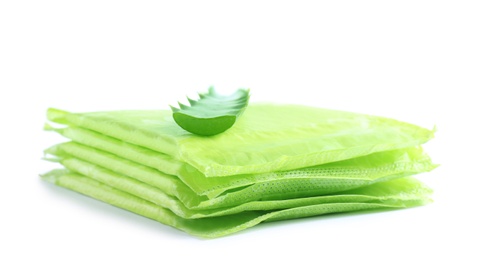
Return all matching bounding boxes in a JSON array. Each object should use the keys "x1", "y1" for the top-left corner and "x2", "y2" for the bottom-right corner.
[{"x1": 170, "y1": 87, "x2": 250, "y2": 136}]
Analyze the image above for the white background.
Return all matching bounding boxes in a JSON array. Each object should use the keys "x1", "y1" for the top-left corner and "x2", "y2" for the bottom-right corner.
[{"x1": 1, "y1": 1, "x2": 478, "y2": 259}]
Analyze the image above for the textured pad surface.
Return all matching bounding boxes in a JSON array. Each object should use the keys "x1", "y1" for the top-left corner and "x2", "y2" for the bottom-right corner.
[
  {"x1": 45, "y1": 142, "x2": 435, "y2": 210},
  {"x1": 46, "y1": 126, "x2": 436, "y2": 198},
  {"x1": 42, "y1": 170, "x2": 432, "y2": 238}
]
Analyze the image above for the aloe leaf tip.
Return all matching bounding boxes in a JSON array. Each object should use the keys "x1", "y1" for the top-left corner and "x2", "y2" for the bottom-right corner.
[{"x1": 171, "y1": 87, "x2": 250, "y2": 136}]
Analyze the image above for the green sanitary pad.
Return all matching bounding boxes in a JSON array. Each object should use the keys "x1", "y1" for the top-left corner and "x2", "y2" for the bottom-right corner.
[
  {"x1": 47, "y1": 104, "x2": 434, "y2": 176},
  {"x1": 42, "y1": 170, "x2": 431, "y2": 238},
  {"x1": 42, "y1": 103, "x2": 436, "y2": 238}
]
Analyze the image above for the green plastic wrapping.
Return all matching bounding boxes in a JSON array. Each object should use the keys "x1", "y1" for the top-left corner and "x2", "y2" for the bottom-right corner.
[
  {"x1": 42, "y1": 170, "x2": 432, "y2": 238},
  {"x1": 47, "y1": 156, "x2": 432, "y2": 219},
  {"x1": 47, "y1": 104, "x2": 434, "y2": 177},
  {"x1": 45, "y1": 142, "x2": 435, "y2": 210},
  {"x1": 45, "y1": 126, "x2": 436, "y2": 199}
]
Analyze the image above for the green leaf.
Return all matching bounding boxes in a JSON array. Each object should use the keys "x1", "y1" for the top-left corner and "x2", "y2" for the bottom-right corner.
[{"x1": 170, "y1": 87, "x2": 250, "y2": 136}]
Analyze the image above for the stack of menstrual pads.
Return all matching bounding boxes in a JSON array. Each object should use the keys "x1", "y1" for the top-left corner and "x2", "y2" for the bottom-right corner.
[{"x1": 42, "y1": 104, "x2": 436, "y2": 238}]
